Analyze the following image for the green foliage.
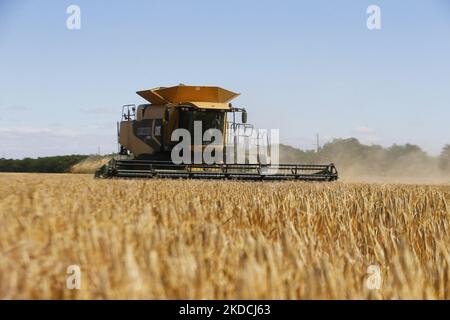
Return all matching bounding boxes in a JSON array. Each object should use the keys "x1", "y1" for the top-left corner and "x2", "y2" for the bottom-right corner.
[
  {"x1": 278, "y1": 144, "x2": 317, "y2": 164},
  {"x1": 0, "y1": 155, "x2": 89, "y2": 173}
]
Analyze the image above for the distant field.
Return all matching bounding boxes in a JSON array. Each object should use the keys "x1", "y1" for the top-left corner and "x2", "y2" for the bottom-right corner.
[{"x1": 0, "y1": 173, "x2": 449, "y2": 299}]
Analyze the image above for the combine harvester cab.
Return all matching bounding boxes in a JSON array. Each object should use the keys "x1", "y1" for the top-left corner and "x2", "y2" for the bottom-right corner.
[{"x1": 95, "y1": 85, "x2": 338, "y2": 182}]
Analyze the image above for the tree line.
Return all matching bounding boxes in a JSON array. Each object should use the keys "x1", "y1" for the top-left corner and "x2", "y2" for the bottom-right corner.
[
  {"x1": 0, "y1": 155, "x2": 89, "y2": 173},
  {"x1": 0, "y1": 140, "x2": 449, "y2": 177}
]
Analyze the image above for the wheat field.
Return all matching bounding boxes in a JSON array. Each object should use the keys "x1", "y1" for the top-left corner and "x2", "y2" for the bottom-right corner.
[{"x1": 0, "y1": 173, "x2": 449, "y2": 299}]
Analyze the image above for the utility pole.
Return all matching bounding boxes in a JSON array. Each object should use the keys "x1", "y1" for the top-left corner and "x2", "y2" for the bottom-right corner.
[{"x1": 316, "y1": 133, "x2": 320, "y2": 153}]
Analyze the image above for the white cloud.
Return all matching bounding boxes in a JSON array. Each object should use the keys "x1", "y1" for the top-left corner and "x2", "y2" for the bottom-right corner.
[
  {"x1": 0, "y1": 126, "x2": 81, "y2": 137},
  {"x1": 0, "y1": 105, "x2": 29, "y2": 112},
  {"x1": 0, "y1": 126, "x2": 116, "y2": 158}
]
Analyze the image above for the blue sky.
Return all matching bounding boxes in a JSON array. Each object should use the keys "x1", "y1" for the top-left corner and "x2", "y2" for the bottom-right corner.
[{"x1": 0, "y1": 0, "x2": 449, "y2": 158}]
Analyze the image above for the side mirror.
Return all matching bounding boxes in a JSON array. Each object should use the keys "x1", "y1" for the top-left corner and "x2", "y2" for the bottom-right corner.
[
  {"x1": 164, "y1": 109, "x2": 170, "y2": 121},
  {"x1": 242, "y1": 110, "x2": 248, "y2": 124}
]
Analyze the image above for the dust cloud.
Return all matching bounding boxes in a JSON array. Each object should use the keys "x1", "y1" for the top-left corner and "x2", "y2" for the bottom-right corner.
[{"x1": 279, "y1": 139, "x2": 450, "y2": 185}]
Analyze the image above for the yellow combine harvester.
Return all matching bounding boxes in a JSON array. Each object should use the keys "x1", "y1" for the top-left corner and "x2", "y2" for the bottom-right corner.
[{"x1": 96, "y1": 84, "x2": 338, "y2": 181}]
